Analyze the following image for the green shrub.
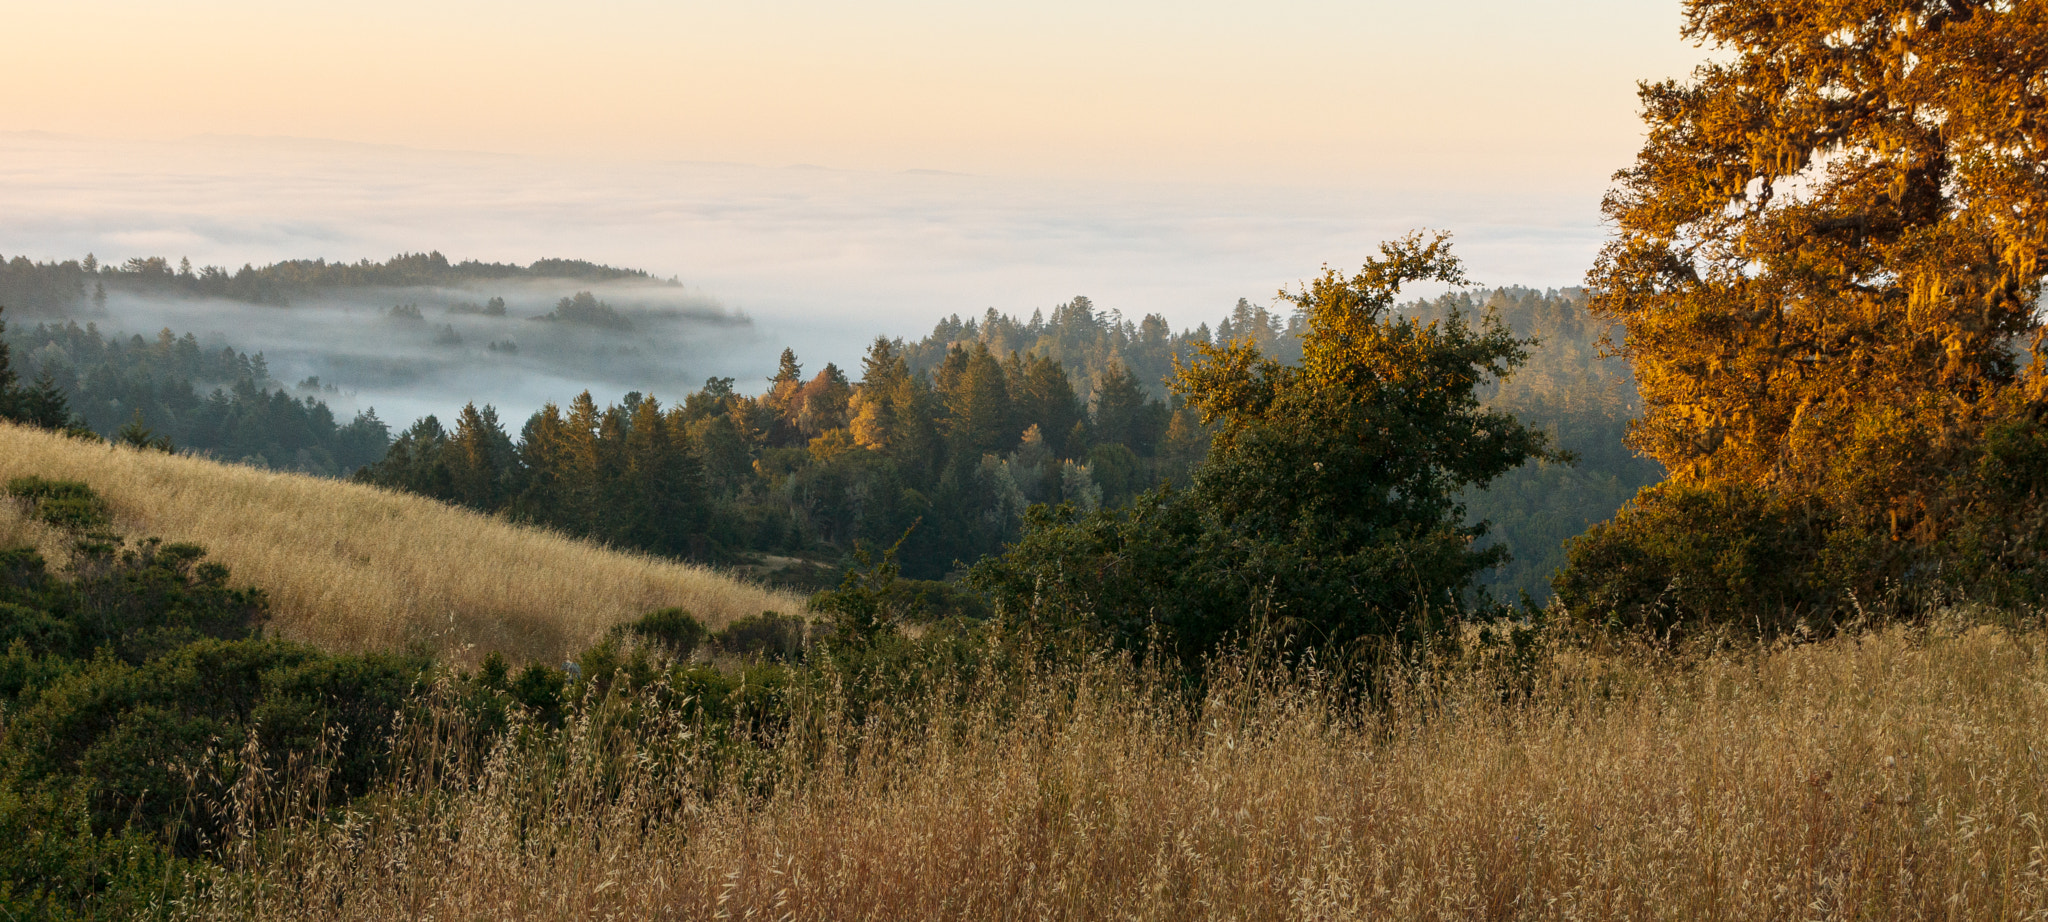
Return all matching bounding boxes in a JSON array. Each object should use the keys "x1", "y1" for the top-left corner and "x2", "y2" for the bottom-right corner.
[
  {"x1": 5, "y1": 477, "x2": 111, "y2": 532},
  {"x1": 714, "y1": 611, "x2": 808, "y2": 663},
  {"x1": 0, "y1": 781, "x2": 198, "y2": 921},
  {"x1": 63, "y1": 539, "x2": 269, "y2": 664},
  {"x1": 508, "y1": 662, "x2": 565, "y2": 715},
  {"x1": 614, "y1": 607, "x2": 709, "y2": 659},
  {"x1": 0, "y1": 602, "x2": 74, "y2": 655},
  {"x1": 0, "y1": 638, "x2": 427, "y2": 856},
  {"x1": 1552, "y1": 482, "x2": 1853, "y2": 639}
]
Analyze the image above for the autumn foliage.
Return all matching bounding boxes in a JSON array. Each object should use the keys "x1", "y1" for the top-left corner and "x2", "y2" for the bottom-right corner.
[{"x1": 1567, "y1": 0, "x2": 2048, "y2": 630}]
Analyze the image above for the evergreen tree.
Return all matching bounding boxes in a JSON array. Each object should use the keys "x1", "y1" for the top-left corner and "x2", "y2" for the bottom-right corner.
[
  {"x1": 938, "y1": 343, "x2": 1014, "y2": 463},
  {"x1": 1011, "y1": 353, "x2": 1086, "y2": 458},
  {"x1": 1089, "y1": 361, "x2": 1167, "y2": 457},
  {"x1": 447, "y1": 403, "x2": 516, "y2": 510},
  {"x1": 796, "y1": 363, "x2": 853, "y2": 439}
]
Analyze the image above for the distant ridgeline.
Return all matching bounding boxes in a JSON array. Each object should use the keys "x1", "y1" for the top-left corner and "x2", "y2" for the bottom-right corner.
[
  {"x1": 3, "y1": 319, "x2": 391, "y2": 475},
  {"x1": 356, "y1": 288, "x2": 1656, "y2": 597},
  {"x1": 0, "y1": 250, "x2": 672, "y2": 314}
]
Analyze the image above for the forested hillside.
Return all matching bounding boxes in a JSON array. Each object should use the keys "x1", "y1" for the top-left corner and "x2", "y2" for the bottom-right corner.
[
  {"x1": 355, "y1": 285, "x2": 1660, "y2": 598},
  {"x1": 3, "y1": 319, "x2": 390, "y2": 475},
  {"x1": 354, "y1": 339, "x2": 1210, "y2": 579},
  {"x1": 9, "y1": 246, "x2": 1663, "y2": 595}
]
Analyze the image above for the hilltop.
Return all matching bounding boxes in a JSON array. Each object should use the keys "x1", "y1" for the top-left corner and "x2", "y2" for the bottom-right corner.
[{"x1": 0, "y1": 421, "x2": 805, "y2": 664}]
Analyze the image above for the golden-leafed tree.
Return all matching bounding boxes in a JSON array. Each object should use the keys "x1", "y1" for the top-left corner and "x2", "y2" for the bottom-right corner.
[{"x1": 1568, "y1": 0, "x2": 2048, "y2": 628}]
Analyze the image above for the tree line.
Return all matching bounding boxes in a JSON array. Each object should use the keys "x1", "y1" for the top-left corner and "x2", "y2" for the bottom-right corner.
[
  {"x1": 355, "y1": 285, "x2": 1656, "y2": 597},
  {"x1": 0, "y1": 251, "x2": 673, "y2": 315},
  {"x1": 353, "y1": 332, "x2": 1210, "y2": 579},
  {"x1": 2, "y1": 314, "x2": 390, "y2": 474}
]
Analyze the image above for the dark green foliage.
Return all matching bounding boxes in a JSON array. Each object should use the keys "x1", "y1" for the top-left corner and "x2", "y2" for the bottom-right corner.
[
  {"x1": 971, "y1": 492, "x2": 1238, "y2": 662},
  {"x1": 1557, "y1": 410, "x2": 2048, "y2": 639},
  {"x1": 0, "y1": 511, "x2": 427, "y2": 915},
  {"x1": 614, "y1": 608, "x2": 709, "y2": 659},
  {"x1": 810, "y1": 545, "x2": 908, "y2": 652},
  {"x1": 538, "y1": 291, "x2": 633, "y2": 331},
  {"x1": 63, "y1": 541, "x2": 268, "y2": 664},
  {"x1": 4, "y1": 319, "x2": 390, "y2": 474},
  {"x1": 0, "y1": 306, "x2": 84, "y2": 433},
  {"x1": 357, "y1": 295, "x2": 1271, "y2": 577},
  {"x1": 714, "y1": 612, "x2": 808, "y2": 663},
  {"x1": 1407, "y1": 287, "x2": 1665, "y2": 602},
  {"x1": 0, "y1": 257, "x2": 90, "y2": 318},
  {"x1": 7, "y1": 477, "x2": 111, "y2": 532},
  {"x1": 0, "y1": 783, "x2": 199, "y2": 921},
  {"x1": 1, "y1": 482, "x2": 266, "y2": 663},
  {"x1": 0, "y1": 604, "x2": 75, "y2": 654},
  {"x1": 977, "y1": 236, "x2": 1555, "y2": 664},
  {"x1": 508, "y1": 661, "x2": 566, "y2": 715},
  {"x1": 4, "y1": 638, "x2": 426, "y2": 855},
  {"x1": 1554, "y1": 482, "x2": 1839, "y2": 638},
  {"x1": 114, "y1": 411, "x2": 175, "y2": 454}
]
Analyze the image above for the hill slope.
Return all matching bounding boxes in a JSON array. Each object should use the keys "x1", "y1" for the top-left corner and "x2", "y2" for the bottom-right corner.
[{"x1": 0, "y1": 421, "x2": 805, "y2": 664}]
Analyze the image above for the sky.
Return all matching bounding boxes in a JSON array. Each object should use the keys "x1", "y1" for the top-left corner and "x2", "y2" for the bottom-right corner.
[
  {"x1": 0, "y1": 0, "x2": 1710, "y2": 404},
  {"x1": 7, "y1": 0, "x2": 1700, "y2": 187}
]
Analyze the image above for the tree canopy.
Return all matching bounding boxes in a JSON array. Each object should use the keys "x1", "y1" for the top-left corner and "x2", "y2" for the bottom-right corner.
[
  {"x1": 976, "y1": 235, "x2": 1554, "y2": 662},
  {"x1": 1568, "y1": 0, "x2": 2048, "y2": 629}
]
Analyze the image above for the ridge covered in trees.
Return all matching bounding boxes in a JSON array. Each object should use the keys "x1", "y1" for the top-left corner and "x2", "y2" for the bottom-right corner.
[{"x1": 0, "y1": 250, "x2": 675, "y2": 315}]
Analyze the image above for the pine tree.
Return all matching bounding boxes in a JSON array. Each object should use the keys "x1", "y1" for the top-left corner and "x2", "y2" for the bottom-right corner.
[
  {"x1": 851, "y1": 338, "x2": 906, "y2": 452},
  {"x1": 1090, "y1": 361, "x2": 1167, "y2": 457},
  {"x1": 797, "y1": 363, "x2": 853, "y2": 438},
  {"x1": 1012, "y1": 354, "x2": 1086, "y2": 458},
  {"x1": 447, "y1": 403, "x2": 515, "y2": 510},
  {"x1": 940, "y1": 343, "x2": 1014, "y2": 462}
]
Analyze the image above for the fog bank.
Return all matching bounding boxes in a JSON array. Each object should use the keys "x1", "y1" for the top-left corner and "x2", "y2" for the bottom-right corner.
[{"x1": 1, "y1": 132, "x2": 1609, "y2": 420}]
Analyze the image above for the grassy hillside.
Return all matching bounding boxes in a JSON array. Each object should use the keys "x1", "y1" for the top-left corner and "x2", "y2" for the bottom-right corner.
[{"x1": 0, "y1": 421, "x2": 805, "y2": 664}]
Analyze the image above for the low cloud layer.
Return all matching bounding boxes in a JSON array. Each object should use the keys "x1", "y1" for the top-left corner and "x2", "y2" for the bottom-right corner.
[{"x1": 1, "y1": 132, "x2": 1608, "y2": 421}]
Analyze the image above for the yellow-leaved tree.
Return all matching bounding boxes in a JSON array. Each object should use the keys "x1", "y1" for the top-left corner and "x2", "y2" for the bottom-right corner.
[{"x1": 1563, "y1": 0, "x2": 2048, "y2": 633}]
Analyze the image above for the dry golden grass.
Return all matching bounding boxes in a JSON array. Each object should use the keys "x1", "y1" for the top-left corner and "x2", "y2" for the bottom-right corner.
[
  {"x1": 0, "y1": 421, "x2": 805, "y2": 664},
  {"x1": 192, "y1": 621, "x2": 2048, "y2": 920}
]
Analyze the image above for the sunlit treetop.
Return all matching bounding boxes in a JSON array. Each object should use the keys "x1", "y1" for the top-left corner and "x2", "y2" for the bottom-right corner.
[{"x1": 1593, "y1": 0, "x2": 2048, "y2": 512}]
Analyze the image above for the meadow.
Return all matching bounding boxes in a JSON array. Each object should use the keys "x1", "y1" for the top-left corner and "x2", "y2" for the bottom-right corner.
[
  {"x1": 182, "y1": 618, "x2": 2048, "y2": 921},
  {"x1": 0, "y1": 421, "x2": 805, "y2": 664}
]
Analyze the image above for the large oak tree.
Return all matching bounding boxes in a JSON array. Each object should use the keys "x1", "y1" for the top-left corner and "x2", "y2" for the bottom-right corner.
[{"x1": 1571, "y1": 0, "x2": 2048, "y2": 627}]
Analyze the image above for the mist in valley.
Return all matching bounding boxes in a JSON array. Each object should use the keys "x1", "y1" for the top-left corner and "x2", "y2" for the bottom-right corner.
[{"x1": 48, "y1": 278, "x2": 760, "y2": 429}]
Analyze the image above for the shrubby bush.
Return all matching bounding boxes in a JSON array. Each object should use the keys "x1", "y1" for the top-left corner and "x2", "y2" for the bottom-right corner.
[
  {"x1": 715, "y1": 611, "x2": 809, "y2": 663},
  {"x1": 1555, "y1": 412, "x2": 2048, "y2": 641},
  {"x1": 613, "y1": 607, "x2": 709, "y2": 659}
]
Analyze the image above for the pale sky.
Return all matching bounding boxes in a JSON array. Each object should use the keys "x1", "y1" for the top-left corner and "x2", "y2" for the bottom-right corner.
[{"x1": 8, "y1": 0, "x2": 1700, "y2": 188}]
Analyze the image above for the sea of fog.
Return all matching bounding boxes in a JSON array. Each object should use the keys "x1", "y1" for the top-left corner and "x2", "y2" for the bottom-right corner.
[
  {"x1": 0, "y1": 132, "x2": 1611, "y2": 426},
  {"x1": 84, "y1": 282, "x2": 751, "y2": 432}
]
